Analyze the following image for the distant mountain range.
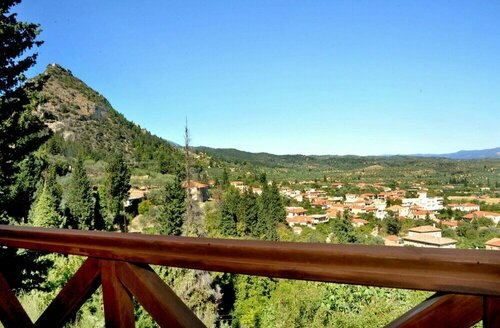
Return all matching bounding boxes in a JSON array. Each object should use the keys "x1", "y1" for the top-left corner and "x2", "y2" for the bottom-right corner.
[
  {"x1": 195, "y1": 146, "x2": 500, "y2": 167},
  {"x1": 408, "y1": 147, "x2": 500, "y2": 160}
]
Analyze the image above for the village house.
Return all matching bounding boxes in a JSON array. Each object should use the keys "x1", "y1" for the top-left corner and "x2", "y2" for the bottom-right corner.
[
  {"x1": 402, "y1": 191, "x2": 444, "y2": 211},
  {"x1": 485, "y1": 238, "x2": 500, "y2": 250},
  {"x1": 463, "y1": 211, "x2": 500, "y2": 224},
  {"x1": 230, "y1": 181, "x2": 247, "y2": 192},
  {"x1": 251, "y1": 187, "x2": 263, "y2": 195},
  {"x1": 351, "y1": 218, "x2": 368, "y2": 227},
  {"x1": 311, "y1": 199, "x2": 331, "y2": 210},
  {"x1": 286, "y1": 216, "x2": 310, "y2": 228},
  {"x1": 285, "y1": 207, "x2": 308, "y2": 218},
  {"x1": 383, "y1": 235, "x2": 401, "y2": 246},
  {"x1": 386, "y1": 205, "x2": 410, "y2": 217},
  {"x1": 125, "y1": 188, "x2": 146, "y2": 208},
  {"x1": 440, "y1": 220, "x2": 459, "y2": 230},
  {"x1": 447, "y1": 203, "x2": 480, "y2": 212},
  {"x1": 345, "y1": 194, "x2": 358, "y2": 203},
  {"x1": 182, "y1": 181, "x2": 209, "y2": 202},
  {"x1": 308, "y1": 214, "x2": 329, "y2": 225},
  {"x1": 410, "y1": 210, "x2": 436, "y2": 221},
  {"x1": 350, "y1": 205, "x2": 366, "y2": 215},
  {"x1": 402, "y1": 225, "x2": 457, "y2": 249},
  {"x1": 326, "y1": 207, "x2": 344, "y2": 219}
]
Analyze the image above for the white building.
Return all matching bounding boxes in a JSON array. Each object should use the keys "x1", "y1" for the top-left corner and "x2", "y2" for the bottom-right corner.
[
  {"x1": 447, "y1": 203, "x2": 480, "y2": 212},
  {"x1": 402, "y1": 192, "x2": 443, "y2": 211}
]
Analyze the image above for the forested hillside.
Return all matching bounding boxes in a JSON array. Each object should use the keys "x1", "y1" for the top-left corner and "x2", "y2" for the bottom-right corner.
[{"x1": 197, "y1": 146, "x2": 500, "y2": 187}]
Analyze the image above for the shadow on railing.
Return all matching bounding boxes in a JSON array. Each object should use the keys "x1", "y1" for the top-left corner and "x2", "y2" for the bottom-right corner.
[{"x1": 0, "y1": 225, "x2": 498, "y2": 327}]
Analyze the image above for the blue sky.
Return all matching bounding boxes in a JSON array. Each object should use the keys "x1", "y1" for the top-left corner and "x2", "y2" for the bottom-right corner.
[{"x1": 15, "y1": 1, "x2": 500, "y2": 155}]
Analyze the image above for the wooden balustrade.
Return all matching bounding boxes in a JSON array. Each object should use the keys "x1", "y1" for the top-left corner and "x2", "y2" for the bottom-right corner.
[{"x1": 0, "y1": 225, "x2": 498, "y2": 327}]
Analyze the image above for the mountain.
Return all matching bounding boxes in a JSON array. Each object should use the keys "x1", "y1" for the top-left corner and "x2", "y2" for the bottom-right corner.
[
  {"x1": 409, "y1": 147, "x2": 500, "y2": 160},
  {"x1": 196, "y1": 146, "x2": 500, "y2": 166},
  {"x1": 32, "y1": 64, "x2": 181, "y2": 171}
]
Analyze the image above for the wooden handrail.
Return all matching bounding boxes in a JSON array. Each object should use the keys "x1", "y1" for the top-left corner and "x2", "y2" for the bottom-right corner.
[{"x1": 0, "y1": 225, "x2": 499, "y2": 297}]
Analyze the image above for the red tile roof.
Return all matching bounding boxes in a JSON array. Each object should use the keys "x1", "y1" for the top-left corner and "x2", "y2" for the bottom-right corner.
[{"x1": 485, "y1": 238, "x2": 500, "y2": 247}]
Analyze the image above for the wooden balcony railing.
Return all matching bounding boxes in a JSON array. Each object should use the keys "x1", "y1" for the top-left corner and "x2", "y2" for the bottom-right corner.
[{"x1": 0, "y1": 225, "x2": 498, "y2": 327}]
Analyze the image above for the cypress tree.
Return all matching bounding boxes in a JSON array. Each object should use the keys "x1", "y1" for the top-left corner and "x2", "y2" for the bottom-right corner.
[
  {"x1": 219, "y1": 187, "x2": 239, "y2": 237},
  {"x1": 67, "y1": 158, "x2": 94, "y2": 229},
  {"x1": 158, "y1": 173, "x2": 186, "y2": 236},
  {"x1": 221, "y1": 167, "x2": 230, "y2": 188},
  {"x1": 238, "y1": 189, "x2": 259, "y2": 237},
  {"x1": 104, "y1": 152, "x2": 131, "y2": 230}
]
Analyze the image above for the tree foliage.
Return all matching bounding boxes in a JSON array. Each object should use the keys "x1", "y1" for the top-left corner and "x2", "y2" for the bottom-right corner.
[
  {"x1": 103, "y1": 152, "x2": 130, "y2": 230},
  {"x1": 67, "y1": 158, "x2": 95, "y2": 229},
  {"x1": 28, "y1": 169, "x2": 63, "y2": 228},
  {"x1": 0, "y1": 0, "x2": 50, "y2": 219},
  {"x1": 157, "y1": 173, "x2": 186, "y2": 236}
]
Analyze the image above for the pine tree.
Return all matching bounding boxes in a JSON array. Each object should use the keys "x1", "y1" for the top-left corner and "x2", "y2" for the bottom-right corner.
[
  {"x1": 221, "y1": 167, "x2": 230, "y2": 188},
  {"x1": 238, "y1": 189, "x2": 259, "y2": 237},
  {"x1": 28, "y1": 171, "x2": 63, "y2": 228},
  {"x1": 158, "y1": 173, "x2": 186, "y2": 236},
  {"x1": 257, "y1": 183, "x2": 285, "y2": 241},
  {"x1": 0, "y1": 0, "x2": 50, "y2": 219},
  {"x1": 67, "y1": 158, "x2": 94, "y2": 229},
  {"x1": 104, "y1": 152, "x2": 131, "y2": 231},
  {"x1": 8, "y1": 153, "x2": 45, "y2": 220},
  {"x1": 218, "y1": 187, "x2": 240, "y2": 237}
]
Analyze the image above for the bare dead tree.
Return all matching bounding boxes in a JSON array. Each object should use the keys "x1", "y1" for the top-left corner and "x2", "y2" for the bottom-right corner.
[{"x1": 184, "y1": 117, "x2": 193, "y2": 234}]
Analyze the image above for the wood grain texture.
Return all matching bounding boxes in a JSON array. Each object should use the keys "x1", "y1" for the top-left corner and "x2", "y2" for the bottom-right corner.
[
  {"x1": 483, "y1": 297, "x2": 500, "y2": 328},
  {"x1": 386, "y1": 293, "x2": 482, "y2": 328},
  {"x1": 0, "y1": 226, "x2": 498, "y2": 296},
  {"x1": 117, "y1": 262, "x2": 206, "y2": 328},
  {"x1": 0, "y1": 271, "x2": 32, "y2": 328},
  {"x1": 34, "y1": 258, "x2": 101, "y2": 328},
  {"x1": 101, "y1": 260, "x2": 134, "y2": 328}
]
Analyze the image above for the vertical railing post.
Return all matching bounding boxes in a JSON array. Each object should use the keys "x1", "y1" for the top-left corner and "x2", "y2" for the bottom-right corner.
[
  {"x1": 101, "y1": 260, "x2": 135, "y2": 328},
  {"x1": 483, "y1": 297, "x2": 500, "y2": 328}
]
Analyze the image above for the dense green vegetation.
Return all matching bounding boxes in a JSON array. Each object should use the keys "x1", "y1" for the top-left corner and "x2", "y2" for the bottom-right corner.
[{"x1": 197, "y1": 147, "x2": 500, "y2": 191}]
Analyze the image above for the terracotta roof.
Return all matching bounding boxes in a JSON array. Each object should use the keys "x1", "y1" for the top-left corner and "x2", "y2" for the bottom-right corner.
[
  {"x1": 386, "y1": 205, "x2": 403, "y2": 211},
  {"x1": 352, "y1": 218, "x2": 368, "y2": 224},
  {"x1": 464, "y1": 203, "x2": 479, "y2": 207},
  {"x1": 413, "y1": 210, "x2": 433, "y2": 216},
  {"x1": 286, "y1": 208, "x2": 308, "y2": 214},
  {"x1": 464, "y1": 211, "x2": 500, "y2": 219},
  {"x1": 408, "y1": 225, "x2": 441, "y2": 233},
  {"x1": 182, "y1": 181, "x2": 209, "y2": 188},
  {"x1": 286, "y1": 216, "x2": 307, "y2": 223},
  {"x1": 385, "y1": 235, "x2": 399, "y2": 242},
  {"x1": 485, "y1": 238, "x2": 500, "y2": 247},
  {"x1": 440, "y1": 220, "x2": 458, "y2": 227}
]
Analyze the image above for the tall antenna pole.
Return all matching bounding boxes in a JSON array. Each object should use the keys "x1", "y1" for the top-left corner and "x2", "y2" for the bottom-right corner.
[{"x1": 184, "y1": 117, "x2": 193, "y2": 234}]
